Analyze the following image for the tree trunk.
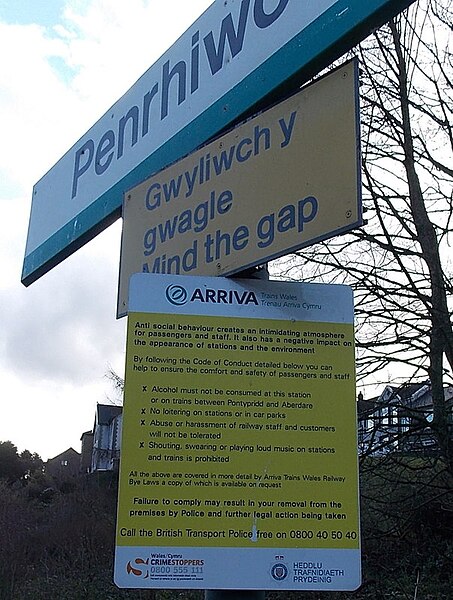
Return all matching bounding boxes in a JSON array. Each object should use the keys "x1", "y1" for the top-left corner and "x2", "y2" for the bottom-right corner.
[{"x1": 389, "y1": 18, "x2": 453, "y2": 472}]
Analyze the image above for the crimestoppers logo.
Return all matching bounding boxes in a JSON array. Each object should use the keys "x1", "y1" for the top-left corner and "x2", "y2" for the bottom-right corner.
[
  {"x1": 166, "y1": 284, "x2": 188, "y2": 305},
  {"x1": 126, "y1": 558, "x2": 149, "y2": 578},
  {"x1": 271, "y1": 563, "x2": 288, "y2": 581}
]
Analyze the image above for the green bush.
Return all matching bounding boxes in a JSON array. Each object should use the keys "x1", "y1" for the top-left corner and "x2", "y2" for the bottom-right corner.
[{"x1": 0, "y1": 462, "x2": 451, "y2": 599}]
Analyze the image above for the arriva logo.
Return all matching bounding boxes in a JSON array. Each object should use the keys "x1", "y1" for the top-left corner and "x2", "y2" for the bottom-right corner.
[
  {"x1": 191, "y1": 288, "x2": 259, "y2": 305},
  {"x1": 166, "y1": 284, "x2": 189, "y2": 305},
  {"x1": 165, "y1": 285, "x2": 259, "y2": 306}
]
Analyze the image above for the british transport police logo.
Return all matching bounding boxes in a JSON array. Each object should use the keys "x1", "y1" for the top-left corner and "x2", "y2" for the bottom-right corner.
[{"x1": 271, "y1": 563, "x2": 288, "y2": 581}]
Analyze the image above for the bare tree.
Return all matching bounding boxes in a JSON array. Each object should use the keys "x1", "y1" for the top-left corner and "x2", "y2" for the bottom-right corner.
[{"x1": 273, "y1": 0, "x2": 453, "y2": 470}]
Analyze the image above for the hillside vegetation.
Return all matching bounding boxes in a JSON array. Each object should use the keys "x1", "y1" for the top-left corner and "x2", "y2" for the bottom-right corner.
[{"x1": 0, "y1": 453, "x2": 451, "y2": 600}]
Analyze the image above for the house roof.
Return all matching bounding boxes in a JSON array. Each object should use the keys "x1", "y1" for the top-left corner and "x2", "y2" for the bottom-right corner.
[
  {"x1": 357, "y1": 398, "x2": 378, "y2": 416},
  {"x1": 46, "y1": 447, "x2": 81, "y2": 463},
  {"x1": 377, "y1": 382, "x2": 431, "y2": 404},
  {"x1": 395, "y1": 382, "x2": 430, "y2": 401}
]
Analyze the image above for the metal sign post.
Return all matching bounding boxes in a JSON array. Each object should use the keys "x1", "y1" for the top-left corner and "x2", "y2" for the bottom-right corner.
[{"x1": 205, "y1": 591, "x2": 265, "y2": 600}]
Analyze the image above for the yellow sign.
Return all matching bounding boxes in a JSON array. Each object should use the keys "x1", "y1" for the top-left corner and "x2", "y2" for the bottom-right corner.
[
  {"x1": 114, "y1": 274, "x2": 361, "y2": 590},
  {"x1": 117, "y1": 61, "x2": 362, "y2": 317}
]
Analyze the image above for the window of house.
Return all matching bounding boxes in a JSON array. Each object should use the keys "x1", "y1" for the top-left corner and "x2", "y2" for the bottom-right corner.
[
  {"x1": 400, "y1": 416, "x2": 410, "y2": 432},
  {"x1": 380, "y1": 407, "x2": 388, "y2": 426},
  {"x1": 380, "y1": 406, "x2": 398, "y2": 426}
]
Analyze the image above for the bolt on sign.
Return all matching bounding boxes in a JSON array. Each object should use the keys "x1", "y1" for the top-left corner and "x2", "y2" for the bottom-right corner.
[
  {"x1": 22, "y1": 0, "x2": 415, "y2": 287},
  {"x1": 117, "y1": 60, "x2": 362, "y2": 317},
  {"x1": 114, "y1": 273, "x2": 361, "y2": 591}
]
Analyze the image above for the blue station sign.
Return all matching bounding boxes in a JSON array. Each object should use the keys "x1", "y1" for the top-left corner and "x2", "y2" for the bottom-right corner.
[{"x1": 22, "y1": 0, "x2": 415, "y2": 285}]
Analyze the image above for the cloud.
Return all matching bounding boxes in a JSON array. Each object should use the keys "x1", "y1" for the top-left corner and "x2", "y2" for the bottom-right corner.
[
  {"x1": 0, "y1": 22, "x2": 77, "y2": 192},
  {"x1": 1, "y1": 222, "x2": 125, "y2": 383},
  {"x1": 0, "y1": 0, "x2": 213, "y2": 191},
  {"x1": 0, "y1": 0, "x2": 212, "y2": 460}
]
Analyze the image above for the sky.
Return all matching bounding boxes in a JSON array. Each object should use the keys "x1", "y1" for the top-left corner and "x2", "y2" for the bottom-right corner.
[{"x1": 0, "y1": 0, "x2": 213, "y2": 460}]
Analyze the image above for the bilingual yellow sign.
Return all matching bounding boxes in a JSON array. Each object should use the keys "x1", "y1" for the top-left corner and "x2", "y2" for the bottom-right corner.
[
  {"x1": 114, "y1": 274, "x2": 361, "y2": 591},
  {"x1": 117, "y1": 60, "x2": 362, "y2": 317}
]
